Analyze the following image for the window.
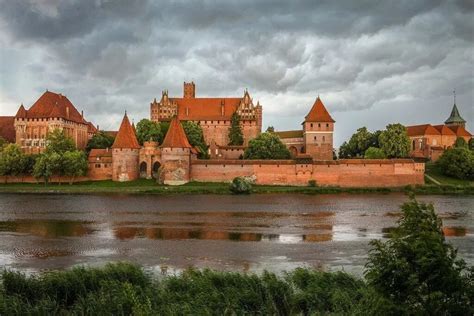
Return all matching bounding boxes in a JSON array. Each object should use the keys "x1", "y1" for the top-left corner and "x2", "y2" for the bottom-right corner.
[
  {"x1": 310, "y1": 123, "x2": 313, "y2": 128},
  {"x1": 318, "y1": 123, "x2": 321, "y2": 127},
  {"x1": 326, "y1": 123, "x2": 329, "y2": 127},
  {"x1": 323, "y1": 136, "x2": 326, "y2": 142},
  {"x1": 95, "y1": 164, "x2": 101, "y2": 168},
  {"x1": 314, "y1": 136, "x2": 317, "y2": 141}
]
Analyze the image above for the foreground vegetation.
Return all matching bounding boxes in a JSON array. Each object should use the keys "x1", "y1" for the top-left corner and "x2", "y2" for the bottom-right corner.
[{"x1": 0, "y1": 197, "x2": 472, "y2": 315}]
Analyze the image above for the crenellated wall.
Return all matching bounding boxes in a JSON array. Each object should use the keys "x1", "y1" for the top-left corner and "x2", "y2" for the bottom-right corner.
[{"x1": 190, "y1": 159, "x2": 425, "y2": 187}]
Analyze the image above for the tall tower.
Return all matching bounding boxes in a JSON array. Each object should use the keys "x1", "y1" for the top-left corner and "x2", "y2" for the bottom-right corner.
[
  {"x1": 111, "y1": 112, "x2": 141, "y2": 181},
  {"x1": 303, "y1": 97, "x2": 335, "y2": 160},
  {"x1": 183, "y1": 81, "x2": 195, "y2": 98},
  {"x1": 444, "y1": 93, "x2": 466, "y2": 128}
]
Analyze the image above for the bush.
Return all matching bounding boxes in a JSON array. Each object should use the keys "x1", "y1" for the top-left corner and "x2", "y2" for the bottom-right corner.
[
  {"x1": 436, "y1": 147, "x2": 474, "y2": 180},
  {"x1": 229, "y1": 176, "x2": 252, "y2": 194},
  {"x1": 364, "y1": 147, "x2": 386, "y2": 159},
  {"x1": 243, "y1": 132, "x2": 291, "y2": 159},
  {"x1": 308, "y1": 180, "x2": 317, "y2": 187}
]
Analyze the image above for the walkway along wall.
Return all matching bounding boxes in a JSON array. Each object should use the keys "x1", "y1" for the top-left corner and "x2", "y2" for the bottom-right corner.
[{"x1": 190, "y1": 159, "x2": 425, "y2": 187}]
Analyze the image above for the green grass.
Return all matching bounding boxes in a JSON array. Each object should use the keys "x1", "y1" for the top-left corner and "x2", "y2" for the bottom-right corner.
[
  {"x1": 0, "y1": 262, "x2": 394, "y2": 315},
  {"x1": 0, "y1": 179, "x2": 472, "y2": 195},
  {"x1": 425, "y1": 162, "x2": 474, "y2": 186}
]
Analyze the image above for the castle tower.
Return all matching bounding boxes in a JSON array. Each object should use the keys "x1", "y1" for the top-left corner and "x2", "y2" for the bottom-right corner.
[
  {"x1": 160, "y1": 116, "x2": 192, "y2": 185},
  {"x1": 303, "y1": 97, "x2": 335, "y2": 160},
  {"x1": 111, "y1": 112, "x2": 141, "y2": 182},
  {"x1": 183, "y1": 81, "x2": 195, "y2": 99},
  {"x1": 444, "y1": 103, "x2": 466, "y2": 128}
]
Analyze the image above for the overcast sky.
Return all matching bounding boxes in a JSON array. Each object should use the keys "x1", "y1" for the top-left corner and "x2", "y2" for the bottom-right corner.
[{"x1": 0, "y1": 0, "x2": 472, "y2": 146}]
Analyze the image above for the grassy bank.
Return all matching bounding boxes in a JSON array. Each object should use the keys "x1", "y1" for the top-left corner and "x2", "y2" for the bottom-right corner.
[
  {"x1": 425, "y1": 162, "x2": 474, "y2": 186},
  {"x1": 0, "y1": 262, "x2": 394, "y2": 315},
  {"x1": 0, "y1": 179, "x2": 472, "y2": 195}
]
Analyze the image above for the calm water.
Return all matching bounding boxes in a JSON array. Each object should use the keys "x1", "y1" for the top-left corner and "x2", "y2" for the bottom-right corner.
[{"x1": 0, "y1": 193, "x2": 472, "y2": 276}]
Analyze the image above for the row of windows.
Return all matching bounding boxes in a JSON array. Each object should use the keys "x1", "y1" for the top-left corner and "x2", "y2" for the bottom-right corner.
[
  {"x1": 310, "y1": 123, "x2": 330, "y2": 128},
  {"x1": 94, "y1": 163, "x2": 110, "y2": 168},
  {"x1": 313, "y1": 136, "x2": 327, "y2": 142}
]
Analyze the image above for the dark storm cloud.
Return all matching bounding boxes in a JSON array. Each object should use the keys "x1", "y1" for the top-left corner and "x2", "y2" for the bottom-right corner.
[{"x1": 0, "y1": 0, "x2": 472, "y2": 145}]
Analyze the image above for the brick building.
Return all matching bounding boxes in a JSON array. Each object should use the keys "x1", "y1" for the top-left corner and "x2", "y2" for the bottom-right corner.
[
  {"x1": 5, "y1": 91, "x2": 97, "y2": 153},
  {"x1": 275, "y1": 97, "x2": 335, "y2": 160},
  {"x1": 406, "y1": 103, "x2": 472, "y2": 161},
  {"x1": 150, "y1": 82, "x2": 262, "y2": 147}
]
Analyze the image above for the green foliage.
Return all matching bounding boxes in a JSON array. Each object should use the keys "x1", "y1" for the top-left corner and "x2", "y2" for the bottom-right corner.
[
  {"x1": 0, "y1": 144, "x2": 30, "y2": 179},
  {"x1": 182, "y1": 121, "x2": 209, "y2": 159},
  {"x1": 33, "y1": 152, "x2": 61, "y2": 184},
  {"x1": 136, "y1": 119, "x2": 162, "y2": 145},
  {"x1": 228, "y1": 112, "x2": 244, "y2": 145},
  {"x1": 229, "y1": 176, "x2": 252, "y2": 194},
  {"x1": 364, "y1": 147, "x2": 386, "y2": 159},
  {"x1": 85, "y1": 131, "x2": 115, "y2": 153},
  {"x1": 365, "y1": 196, "x2": 473, "y2": 315},
  {"x1": 308, "y1": 180, "x2": 317, "y2": 187},
  {"x1": 436, "y1": 147, "x2": 474, "y2": 180},
  {"x1": 266, "y1": 126, "x2": 275, "y2": 133},
  {"x1": 62, "y1": 151, "x2": 88, "y2": 184},
  {"x1": 244, "y1": 132, "x2": 291, "y2": 159},
  {"x1": 454, "y1": 136, "x2": 468, "y2": 149},
  {"x1": 45, "y1": 129, "x2": 75, "y2": 154},
  {"x1": 338, "y1": 127, "x2": 374, "y2": 158},
  {"x1": 0, "y1": 136, "x2": 7, "y2": 149},
  {"x1": 378, "y1": 123, "x2": 410, "y2": 158},
  {"x1": 469, "y1": 138, "x2": 474, "y2": 151}
]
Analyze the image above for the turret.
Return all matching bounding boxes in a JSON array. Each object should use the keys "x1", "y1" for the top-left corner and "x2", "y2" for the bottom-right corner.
[
  {"x1": 111, "y1": 112, "x2": 141, "y2": 181},
  {"x1": 303, "y1": 96, "x2": 335, "y2": 160}
]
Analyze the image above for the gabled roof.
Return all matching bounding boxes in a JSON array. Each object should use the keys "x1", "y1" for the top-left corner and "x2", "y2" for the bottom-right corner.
[
  {"x1": 172, "y1": 97, "x2": 242, "y2": 121},
  {"x1": 304, "y1": 97, "x2": 335, "y2": 123},
  {"x1": 111, "y1": 113, "x2": 141, "y2": 149},
  {"x1": 445, "y1": 104, "x2": 466, "y2": 125},
  {"x1": 89, "y1": 148, "x2": 112, "y2": 157},
  {"x1": 86, "y1": 121, "x2": 98, "y2": 134},
  {"x1": 432, "y1": 125, "x2": 456, "y2": 136},
  {"x1": 0, "y1": 116, "x2": 15, "y2": 143},
  {"x1": 274, "y1": 130, "x2": 304, "y2": 139},
  {"x1": 18, "y1": 91, "x2": 87, "y2": 124},
  {"x1": 161, "y1": 116, "x2": 192, "y2": 148},
  {"x1": 15, "y1": 104, "x2": 27, "y2": 118},
  {"x1": 406, "y1": 124, "x2": 440, "y2": 136},
  {"x1": 448, "y1": 125, "x2": 472, "y2": 137}
]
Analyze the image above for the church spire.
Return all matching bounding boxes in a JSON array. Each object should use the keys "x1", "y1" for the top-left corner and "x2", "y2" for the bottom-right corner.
[{"x1": 444, "y1": 90, "x2": 466, "y2": 127}]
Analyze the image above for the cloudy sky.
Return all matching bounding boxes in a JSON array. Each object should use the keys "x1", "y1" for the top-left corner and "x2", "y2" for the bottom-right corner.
[{"x1": 0, "y1": 0, "x2": 472, "y2": 146}]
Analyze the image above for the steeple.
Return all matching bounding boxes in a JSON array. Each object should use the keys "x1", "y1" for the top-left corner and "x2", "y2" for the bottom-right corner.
[
  {"x1": 112, "y1": 112, "x2": 140, "y2": 149},
  {"x1": 304, "y1": 96, "x2": 335, "y2": 123},
  {"x1": 161, "y1": 116, "x2": 192, "y2": 148},
  {"x1": 444, "y1": 92, "x2": 466, "y2": 127}
]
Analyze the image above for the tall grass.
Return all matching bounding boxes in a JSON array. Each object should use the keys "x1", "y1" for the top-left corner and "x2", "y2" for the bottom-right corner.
[{"x1": 0, "y1": 263, "x2": 394, "y2": 315}]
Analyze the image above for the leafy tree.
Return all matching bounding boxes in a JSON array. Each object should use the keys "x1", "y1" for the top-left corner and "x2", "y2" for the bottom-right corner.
[
  {"x1": 160, "y1": 122, "x2": 170, "y2": 139},
  {"x1": 365, "y1": 196, "x2": 473, "y2": 315},
  {"x1": 243, "y1": 132, "x2": 291, "y2": 159},
  {"x1": 63, "y1": 151, "x2": 88, "y2": 184},
  {"x1": 0, "y1": 144, "x2": 28, "y2": 182},
  {"x1": 45, "y1": 129, "x2": 75, "y2": 154},
  {"x1": 0, "y1": 136, "x2": 7, "y2": 150},
  {"x1": 228, "y1": 112, "x2": 244, "y2": 145},
  {"x1": 378, "y1": 123, "x2": 410, "y2": 158},
  {"x1": 469, "y1": 138, "x2": 474, "y2": 151},
  {"x1": 436, "y1": 147, "x2": 474, "y2": 180},
  {"x1": 136, "y1": 119, "x2": 162, "y2": 145},
  {"x1": 182, "y1": 121, "x2": 209, "y2": 159},
  {"x1": 364, "y1": 147, "x2": 386, "y2": 159},
  {"x1": 266, "y1": 126, "x2": 275, "y2": 133},
  {"x1": 338, "y1": 127, "x2": 373, "y2": 158},
  {"x1": 33, "y1": 152, "x2": 61, "y2": 184},
  {"x1": 454, "y1": 137, "x2": 468, "y2": 149},
  {"x1": 369, "y1": 130, "x2": 382, "y2": 148},
  {"x1": 86, "y1": 131, "x2": 115, "y2": 153}
]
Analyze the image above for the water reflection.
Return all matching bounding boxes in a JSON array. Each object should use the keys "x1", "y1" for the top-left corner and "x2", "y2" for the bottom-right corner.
[{"x1": 0, "y1": 220, "x2": 94, "y2": 238}]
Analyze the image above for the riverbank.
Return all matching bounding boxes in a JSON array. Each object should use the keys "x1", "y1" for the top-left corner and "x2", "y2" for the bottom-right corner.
[{"x1": 0, "y1": 179, "x2": 472, "y2": 195}]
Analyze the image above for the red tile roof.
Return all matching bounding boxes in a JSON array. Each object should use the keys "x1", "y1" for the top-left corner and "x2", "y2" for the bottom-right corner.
[
  {"x1": 448, "y1": 125, "x2": 472, "y2": 137},
  {"x1": 18, "y1": 91, "x2": 87, "y2": 125},
  {"x1": 111, "y1": 113, "x2": 141, "y2": 149},
  {"x1": 0, "y1": 116, "x2": 15, "y2": 143},
  {"x1": 274, "y1": 130, "x2": 304, "y2": 139},
  {"x1": 305, "y1": 97, "x2": 335, "y2": 123},
  {"x1": 15, "y1": 104, "x2": 27, "y2": 118},
  {"x1": 406, "y1": 124, "x2": 440, "y2": 136},
  {"x1": 86, "y1": 121, "x2": 98, "y2": 134},
  {"x1": 161, "y1": 117, "x2": 192, "y2": 148},
  {"x1": 171, "y1": 97, "x2": 242, "y2": 121},
  {"x1": 432, "y1": 124, "x2": 456, "y2": 136},
  {"x1": 89, "y1": 148, "x2": 112, "y2": 157}
]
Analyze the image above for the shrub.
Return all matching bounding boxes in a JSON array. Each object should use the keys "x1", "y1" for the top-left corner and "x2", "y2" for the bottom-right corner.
[
  {"x1": 243, "y1": 132, "x2": 291, "y2": 159},
  {"x1": 436, "y1": 147, "x2": 474, "y2": 180},
  {"x1": 229, "y1": 176, "x2": 252, "y2": 194},
  {"x1": 308, "y1": 180, "x2": 317, "y2": 187}
]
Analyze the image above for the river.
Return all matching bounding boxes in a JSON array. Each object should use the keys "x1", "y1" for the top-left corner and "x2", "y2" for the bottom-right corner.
[{"x1": 0, "y1": 193, "x2": 472, "y2": 276}]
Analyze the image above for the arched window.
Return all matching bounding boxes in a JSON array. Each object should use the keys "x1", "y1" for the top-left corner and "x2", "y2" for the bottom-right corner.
[{"x1": 139, "y1": 162, "x2": 147, "y2": 178}]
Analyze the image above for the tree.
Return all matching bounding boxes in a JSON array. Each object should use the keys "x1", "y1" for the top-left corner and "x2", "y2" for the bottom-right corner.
[
  {"x1": 0, "y1": 144, "x2": 28, "y2": 182},
  {"x1": 364, "y1": 147, "x2": 386, "y2": 159},
  {"x1": 365, "y1": 196, "x2": 473, "y2": 315},
  {"x1": 454, "y1": 137, "x2": 468, "y2": 149},
  {"x1": 228, "y1": 112, "x2": 244, "y2": 145},
  {"x1": 136, "y1": 119, "x2": 162, "y2": 145},
  {"x1": 378, "y1": 123, "x2": 410, "y2": 158},
  {"x1": 0, "y1": 136, "x2": 7, "y2": 150},
  {"x1": 369, "y1": 130, "x2": 382, "y2": 148},
  {"x1": 63, "y1": 151, "x2": 88, "y2": 184},
  {"x1": 45, "y1": 129, "x2": 75, "y2": 154},
  {"x1": 86, "y1": 131, "x2": 115, "y2": 153},
  {"x1": 33, "y1": 152, "x2": 61, "y2": 184},
  {"x1": 436, "y1": 147, "x2": 474, "y2": 180},
  {"x1": 469, "y1": 138, "x2": 474, "y2": 151},
  {"x1": 338, "y1": 127, "x2": 373, "y2": 158},
  {"x1": 266, "y1": 126, "x2": 275, "y2": 133},
  {"x1": 182, "y1": 121, "x2": 209, "y2": 159},
  {"x1": 243, "y1": 132, "x2": 291, "y2": 159}
]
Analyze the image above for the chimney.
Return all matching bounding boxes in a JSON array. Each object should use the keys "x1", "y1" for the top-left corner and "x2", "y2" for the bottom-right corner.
[
  {"x1": 81, "y1": 110, "x2": 84, "y2": 118},
  {"x1": 186, "y1": 107, "x2": 189, "y2": 116},
  {"x1": 221, "y1": 100, "x2": 225, "y2": 116},
  {"x1": 66, "y1": 106, "x2": 69, "y2": 118}
]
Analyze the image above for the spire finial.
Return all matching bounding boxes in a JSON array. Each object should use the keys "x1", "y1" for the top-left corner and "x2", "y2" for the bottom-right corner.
[
  {"x1": 453, "y1": 89, "x2": 456, "y2": 105},
  {"x1": 125, "y1": 110, "x2": 127, "y2": 116}
]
